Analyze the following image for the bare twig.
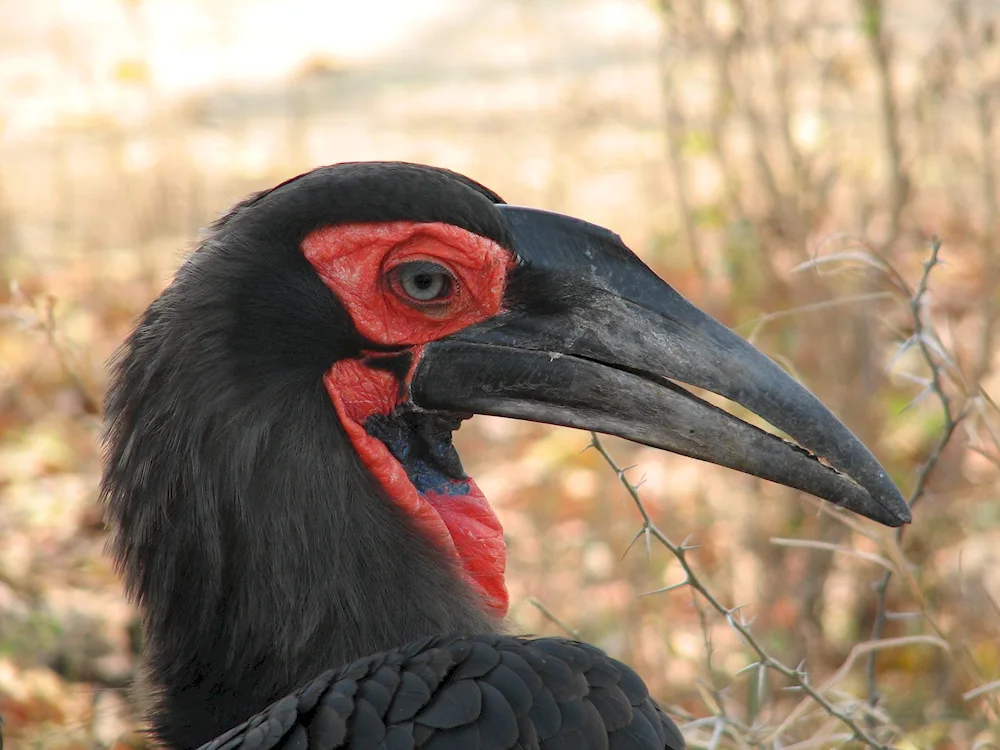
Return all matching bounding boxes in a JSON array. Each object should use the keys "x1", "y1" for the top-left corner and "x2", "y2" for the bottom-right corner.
[
  {"x1": 744, "y1": 291, "x2": 896, "y2": 344},
  {"x1": 965, "y1": 679, "x2": 1000, "y2": 703},
  {"x1": 655, "y1": 1, "x2": 707, "y2": 283},
  {"x1": 848, "y1": 237, "x2": 1000, "y2": 726},
  {"x1": 10, "y1": 287, "x2": 102, "y2": 414},
  {"x1": 864, "y1": 238, "x2": 967, "y2": 720},
  {"x1": 857, "y1": 0, "x2": 909, "y2": 248},
  {"x1": 769, "y1": 537, "x2": 894, "y2": 570},
  {"x1": 588, "y1": 432, "x2": 895, "y2": 749},
  {"x1": 526, "y1": 598, "x2": 582, "y2": 640},
  {"x1": 779, "y1": 635, "x2": 948, "y2": 737}
]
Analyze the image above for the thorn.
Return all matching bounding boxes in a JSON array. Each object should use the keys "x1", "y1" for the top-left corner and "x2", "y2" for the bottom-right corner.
[
  {"x1": 639, "y1": 580, "x2": 689, "y2": 597},
  {"x1": 617, "y1": 464, "x2": 638, "y2": 479},
  {"x1": 893, "y1": 371, "x2": 931, "y2": 388},
  {"x1": 899, "y1": 383, "x2": 933, "y2": 414},
  {"x1": 884, "y1": 334, "x2": 916, "y2": 373},
  {"x1": 679, "y1": 534, "x2": 701, "y2": 552},
  {"x1": 725, "y1": 605, "x2": 750, "y2": 633},
  {"x1": 734, "y1": 660, "x2": 761, "y2": 676},
  {"x1": 918, "y1": 332, "x2": 955, "y2": 366},
  {"x1": 622, "y1": 528, "x2": 646, "y2": 559}
]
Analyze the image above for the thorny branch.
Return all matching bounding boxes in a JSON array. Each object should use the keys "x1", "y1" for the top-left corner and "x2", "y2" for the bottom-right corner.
[
  {"x1": 587, "y1": 433, "x2": 900, "y2": 749},
  {"x1": 864, "y1": 238, "x2": 1000, "y2": 723}
]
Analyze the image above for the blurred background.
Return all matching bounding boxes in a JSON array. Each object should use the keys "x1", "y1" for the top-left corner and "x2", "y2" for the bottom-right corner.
[{"x1": 1, "y1": 0, "x2": 999, "y2": 747}]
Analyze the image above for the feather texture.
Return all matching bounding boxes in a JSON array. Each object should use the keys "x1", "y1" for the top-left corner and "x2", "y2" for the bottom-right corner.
[{"x1": 199, "y1": 635, "x2": 684, "y2": 750}]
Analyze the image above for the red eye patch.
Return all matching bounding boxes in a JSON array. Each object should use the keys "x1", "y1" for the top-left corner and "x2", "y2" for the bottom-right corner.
[{"x1": 302, "y1": 221, "x2": 514, "y2": 346}]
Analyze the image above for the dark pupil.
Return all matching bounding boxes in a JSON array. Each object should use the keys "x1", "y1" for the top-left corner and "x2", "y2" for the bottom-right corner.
[{"x1": 413, "y1": 274, "x2": 434, "y2": 290}]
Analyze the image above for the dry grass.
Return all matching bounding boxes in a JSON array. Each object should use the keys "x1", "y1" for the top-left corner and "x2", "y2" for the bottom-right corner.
[{"x1": 1, "y1": 1, "x2": 999, "y2": 747}]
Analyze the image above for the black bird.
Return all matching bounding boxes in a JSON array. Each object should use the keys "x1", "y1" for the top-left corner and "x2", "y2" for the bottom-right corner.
[{"x1": 100, "y1": 162, "x2": 910, "y2": 750}]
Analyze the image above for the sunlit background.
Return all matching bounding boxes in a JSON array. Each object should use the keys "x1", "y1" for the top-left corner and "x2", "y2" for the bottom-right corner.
[{"x1": 2, "y1": 0, "x2": 999, "y2": 747}]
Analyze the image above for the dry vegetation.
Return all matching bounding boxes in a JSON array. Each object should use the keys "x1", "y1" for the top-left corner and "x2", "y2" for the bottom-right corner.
[{"x1": 1, "y1": 0, "x2": 1000, "y2": 747}]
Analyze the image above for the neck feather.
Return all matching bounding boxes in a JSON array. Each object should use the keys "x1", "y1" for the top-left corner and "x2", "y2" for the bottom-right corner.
[{"x1": 100, "y1": 241, "x2": 497, "y2": 748}]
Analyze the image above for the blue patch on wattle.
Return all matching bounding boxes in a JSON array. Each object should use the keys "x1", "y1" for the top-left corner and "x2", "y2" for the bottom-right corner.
[
  {"x1": 406, "y1": 459, "x2": 472, "y2": 495},
  {"x1": 368, "y1": 415, "x2": 470, "y2": 495}
]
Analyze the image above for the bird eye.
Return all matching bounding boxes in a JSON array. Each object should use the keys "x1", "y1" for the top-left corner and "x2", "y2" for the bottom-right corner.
[{"x1": 390, "y1": 261, "x2": 455, "y2": 304}]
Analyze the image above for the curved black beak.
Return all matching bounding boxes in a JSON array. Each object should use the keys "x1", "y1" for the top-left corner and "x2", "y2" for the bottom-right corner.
[{"x1": 410, "y1": 207, "x2": 910, "y2": 527}]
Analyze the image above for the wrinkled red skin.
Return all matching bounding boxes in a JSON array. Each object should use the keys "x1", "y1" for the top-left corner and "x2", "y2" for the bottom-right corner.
[{"x1": 303, "y1": 222, "x2": 514, "y2": 616}]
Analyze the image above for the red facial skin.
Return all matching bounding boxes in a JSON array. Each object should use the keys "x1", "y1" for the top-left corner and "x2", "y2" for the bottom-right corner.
[{"x1": 302, "y1": 222, "x2": 515, "y2": 617}]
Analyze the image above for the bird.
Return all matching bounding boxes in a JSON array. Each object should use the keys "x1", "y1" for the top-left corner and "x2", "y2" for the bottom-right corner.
[{"x1": 99, "y1": 161, "x2": 911, "y2": 750}]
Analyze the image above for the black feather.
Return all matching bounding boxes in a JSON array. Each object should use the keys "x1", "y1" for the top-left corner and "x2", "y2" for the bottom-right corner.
[
  {"x1": 526, "y1": 685, "x2": 561, "y2": 740},
  {"x1": 372, "y1": 666, "x2": 402, "y2": 700},
  {"x1": 348, "y1": 699, "x2": 386, "y2": 746},
  {"x1": 586, "y1": 686, "x2": 632, "y2": 732},
  {"x1": 386, "y1": 673, "x2": 432, "y2": 724},
  {"x1": 498, "y1": 651, "x2": 544, "y2": 694},
  {"x1": 308, "y1": 705, "x2": 348, "y2": 749},
  {"x1": 381, "y1": 724, "x2": 415, "y2": 750},
  {"x1": 417, "y1": 680, "x2": 482, "y2": 729},
  {"x1": 608, "y1": 707, "x2": 662, "y2": 750},
  {"x1": 482, "y1": 664, "x2": 533, "y2": 716},
  {"x1": 358, "y1": 680, "x2": 393, "y2": 718},
  {"x1": 474, "y1": 681, "x2": 519, "y2": 749},
  {"x1": 197, "y1": 636, "x2": 683, "y2": 750},
  {"x1": 449, "y1": 640, "x2": 501, "y2": 681}
]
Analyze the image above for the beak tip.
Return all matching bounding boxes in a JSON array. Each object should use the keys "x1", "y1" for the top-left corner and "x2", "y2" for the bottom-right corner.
[
  {"x1": 830, "y1": 472, "x2": 911, "y2": 527},
  {"x1": 868, "y1": 491, "x2": 912, "y2": 527},
  {"x1": 881, "y1": 512, "x2": 910, "y2": 528},
  {"x1": 877, "y1": 477, "x2": 913, "y2": 527},
  {"x1": 850, "y1": 501, "x2": 909, "y2": 528}
]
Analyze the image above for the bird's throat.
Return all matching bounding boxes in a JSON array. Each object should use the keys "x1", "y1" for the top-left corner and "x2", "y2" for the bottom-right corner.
[{"x1": 323, "y1": 361, "x2": 509, "y2": 616}]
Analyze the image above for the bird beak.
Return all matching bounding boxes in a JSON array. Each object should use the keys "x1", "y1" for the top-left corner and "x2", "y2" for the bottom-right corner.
[{"x1": 409, "y1": 206, "x2": 911, "y2": 527}]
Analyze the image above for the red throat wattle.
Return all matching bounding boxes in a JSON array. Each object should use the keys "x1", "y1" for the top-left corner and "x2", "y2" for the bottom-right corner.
[{"x1": 302, "y1": 221, "x2": 515, "y2": 617}]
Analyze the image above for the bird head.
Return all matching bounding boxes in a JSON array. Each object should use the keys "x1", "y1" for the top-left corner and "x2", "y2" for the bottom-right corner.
[{"x1": 106, "y1": 162, "x2": 910, "y2": 622}]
